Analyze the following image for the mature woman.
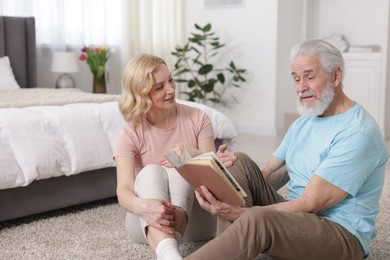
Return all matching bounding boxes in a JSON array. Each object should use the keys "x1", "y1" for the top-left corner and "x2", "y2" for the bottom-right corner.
[{"x1": 113, "y1": 54, "x2": 233, "y2": 259}]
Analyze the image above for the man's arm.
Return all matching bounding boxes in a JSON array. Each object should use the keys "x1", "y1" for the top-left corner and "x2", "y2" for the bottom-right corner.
[
  {"x1": 196, "y1": 173, "x2": 348, "y2": 222},
  {"x1": 262, "y1": 156, "x2": 289, "y2": 190},
  {"x1": 194, "y1": 155, "x2": 289, "y2": 222},
  {"x1": 267, "y1": 174, "x2": 348, "y2": 214}
]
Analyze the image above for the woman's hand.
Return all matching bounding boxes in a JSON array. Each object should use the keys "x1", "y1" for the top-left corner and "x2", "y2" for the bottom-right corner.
[
  {"x1": 216, "y1": 144, "x2": 237, "y2": 168},
  {"x1": 139, "y1": 198, "x2": 177, "y2": 235},
  {"x1": 161, "y1": 143, "x2": 196, "y2": 168},
  {"x1": 195, "y1": 186, "x2": 246, "y2": 222}
]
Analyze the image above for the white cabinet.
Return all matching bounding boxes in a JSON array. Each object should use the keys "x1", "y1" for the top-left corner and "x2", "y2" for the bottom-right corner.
[
  {"x1": 304, "y1": 0, "x2": 390, "y2": 138},
  {"x1": 342, "y1": 52, "x2": 386, "y2": 134}
]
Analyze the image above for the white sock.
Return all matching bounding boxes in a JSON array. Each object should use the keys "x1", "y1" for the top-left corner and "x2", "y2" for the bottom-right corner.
[{"x1": 156, "y1": 238, "x2": 182, "y2": 260}]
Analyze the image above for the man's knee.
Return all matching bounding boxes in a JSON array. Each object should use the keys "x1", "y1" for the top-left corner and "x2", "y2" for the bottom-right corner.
[
  {"x1": 230, "y1": 152, "x2": 262, "y2": 183},
  {"x1": 235, "y1": 152, "x2": 252, "y2": 164},
  {"x1": 239, "y1": 207, "x2": 278, "y2": 229}
]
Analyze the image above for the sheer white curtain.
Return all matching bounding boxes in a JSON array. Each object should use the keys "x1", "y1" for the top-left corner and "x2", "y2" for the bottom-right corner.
[{"x1": 0, "y1": 0, "x2": 184, "y2": 94}]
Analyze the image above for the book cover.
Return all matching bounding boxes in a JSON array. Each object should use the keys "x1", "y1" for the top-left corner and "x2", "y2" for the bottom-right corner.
[{"x1": 166, "y1": 150, "x2": 247, "y2": 206}]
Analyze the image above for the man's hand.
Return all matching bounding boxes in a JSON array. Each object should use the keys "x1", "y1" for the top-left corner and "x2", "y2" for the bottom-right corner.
[
  {"x1": 216, "y1": 144, "x2": 237, "y2": 168},
  {"x1": 195, "y1": 186, "x2": 247, "y2": 222}
]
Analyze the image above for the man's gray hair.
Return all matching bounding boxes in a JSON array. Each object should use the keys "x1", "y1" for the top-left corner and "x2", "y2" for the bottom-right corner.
[{"x1": 289, "y1": 39, "x2": 345, "y2": 81}]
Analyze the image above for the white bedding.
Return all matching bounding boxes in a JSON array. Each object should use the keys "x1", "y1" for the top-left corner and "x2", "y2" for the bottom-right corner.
[{"x1": 0, "y1": 88, "x2": 237, "y2": 190}]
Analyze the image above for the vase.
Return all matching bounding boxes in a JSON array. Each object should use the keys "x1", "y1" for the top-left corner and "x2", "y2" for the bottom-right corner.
[{"x1": 92, "y1": 73, "x2": 107, "y2": 93}]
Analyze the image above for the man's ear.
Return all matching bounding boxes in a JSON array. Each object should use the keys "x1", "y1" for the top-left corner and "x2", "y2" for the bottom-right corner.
[{"x1": 333, "y1": 67, "x2": 342, "y2": 87}]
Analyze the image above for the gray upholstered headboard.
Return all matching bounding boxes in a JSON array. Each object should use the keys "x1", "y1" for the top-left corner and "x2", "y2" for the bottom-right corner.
[{"x1": 0, "y1": 16, "x2": 37, "y2": 88}]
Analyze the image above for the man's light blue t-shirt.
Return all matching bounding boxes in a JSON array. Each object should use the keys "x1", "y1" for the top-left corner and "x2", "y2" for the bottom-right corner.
[{"x1": 273, "y1": 103, "x2": 388, "y2": 257}]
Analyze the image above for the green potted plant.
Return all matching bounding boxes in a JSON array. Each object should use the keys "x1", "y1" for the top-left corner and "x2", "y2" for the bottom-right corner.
[{"x1": 172, "y1": 23, "x2": 246, "y2": 105}]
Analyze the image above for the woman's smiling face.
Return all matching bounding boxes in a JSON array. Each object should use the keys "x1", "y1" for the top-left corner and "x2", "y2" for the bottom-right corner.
[{"x1": 148, "y1": 63, "x2": 176, "y2": 111}]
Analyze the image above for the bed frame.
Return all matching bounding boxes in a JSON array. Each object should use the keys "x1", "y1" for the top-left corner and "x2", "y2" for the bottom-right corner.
[{"x1": 0, "y1": 16, "x2": 117, "y2": 222}]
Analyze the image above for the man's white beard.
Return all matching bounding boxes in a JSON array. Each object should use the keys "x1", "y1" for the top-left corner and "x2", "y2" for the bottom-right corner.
[{"x1": 296, "y1": 82, "x2": 335, "y2": 117}]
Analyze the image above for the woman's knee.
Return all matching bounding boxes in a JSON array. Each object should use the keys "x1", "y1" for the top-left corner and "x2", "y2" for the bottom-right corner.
[
  {"x1": 135, "y1": 164, "x2": 169, "y2": 197},
  {"x1": 138, "y1": 164, "x2": 165, "y2": 177},
  {"x1": 136, "y1": 164, "x2": 167, "y2": 184}
]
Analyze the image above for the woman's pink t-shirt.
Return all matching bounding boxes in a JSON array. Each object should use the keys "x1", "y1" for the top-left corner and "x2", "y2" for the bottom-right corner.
[{"x1": 113, "y1": 103, "x2": 214, "y2": 172}]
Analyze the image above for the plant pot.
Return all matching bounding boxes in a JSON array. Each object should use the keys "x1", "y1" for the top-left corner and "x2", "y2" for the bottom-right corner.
[{"x1": 93, "y1": 73, "x2": 107, "y2": 93}]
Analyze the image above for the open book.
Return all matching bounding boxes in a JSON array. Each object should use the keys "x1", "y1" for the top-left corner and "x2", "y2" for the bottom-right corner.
[{"x1": 165, "y1": 150, "x2": 247, "y2": 206}]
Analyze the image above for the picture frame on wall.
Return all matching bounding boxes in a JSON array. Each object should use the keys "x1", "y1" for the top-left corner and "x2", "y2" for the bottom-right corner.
[{"x1": 205, "y1": 0, "x2": 245, "y2": 8}]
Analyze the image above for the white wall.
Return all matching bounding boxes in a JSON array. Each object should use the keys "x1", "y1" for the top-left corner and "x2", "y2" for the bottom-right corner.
[
  {"x1": 316, "y1": 0, "x2": 388, "y2": 48},
  {"x1": 184, "y1": 0, "x2": 279, "y2": 135},
  {"x1": 184, "y1": 0, "x2": 390, "y2": 137},
  {"x1": 275, "y1": 0, "x2": 305, "y2": 135},
  {"x1": 184, "y1": 0, "x2": 305, "y2": 135},
  {"x1": 314, "y1": 0, "x2": 390, "y2": 138}
]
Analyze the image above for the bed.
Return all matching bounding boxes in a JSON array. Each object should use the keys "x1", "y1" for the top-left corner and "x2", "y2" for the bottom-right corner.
[{"x1": 0, "y1": 16, "x2": 238, "y2": 222}]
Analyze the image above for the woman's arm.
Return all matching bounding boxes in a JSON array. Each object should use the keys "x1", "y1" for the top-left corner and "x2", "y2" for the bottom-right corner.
[
  {"x1": 160, "y1": 136, "x2": 216, "y2": 167},
  {"x1": 197, "y1": 136, "x2": 216, "y2": 153},
  {"x1": 115, "y1": 156, "x2": 177, "y2": 234},
  {"x1": 216, "y1": 144, "x2": 237, "y2": 167},
  {"x1": 115, "y1": 156, "x2": 142, "y2": 214},
  {"x1": 183, "y1": 136, "x2": 216, "y2": 156}
]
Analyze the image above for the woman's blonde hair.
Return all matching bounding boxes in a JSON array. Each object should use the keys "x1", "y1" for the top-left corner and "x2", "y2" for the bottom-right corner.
[{"x1": 119, "y1": 54, "x2": 167, "y2": 124}]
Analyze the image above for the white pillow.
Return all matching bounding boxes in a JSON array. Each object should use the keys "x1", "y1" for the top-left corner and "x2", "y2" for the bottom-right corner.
[{"x1": 0, "y1": 56, "x2": 21, "y2": 89}]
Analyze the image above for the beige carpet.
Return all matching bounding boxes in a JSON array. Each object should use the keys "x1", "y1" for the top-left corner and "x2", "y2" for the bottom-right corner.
[
  {"x1": 0, "y1": 198, "x2": 208, "y2": 260},
  {"x1": 0, "y1": 169, "x2": 389, "y2": 260}
]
